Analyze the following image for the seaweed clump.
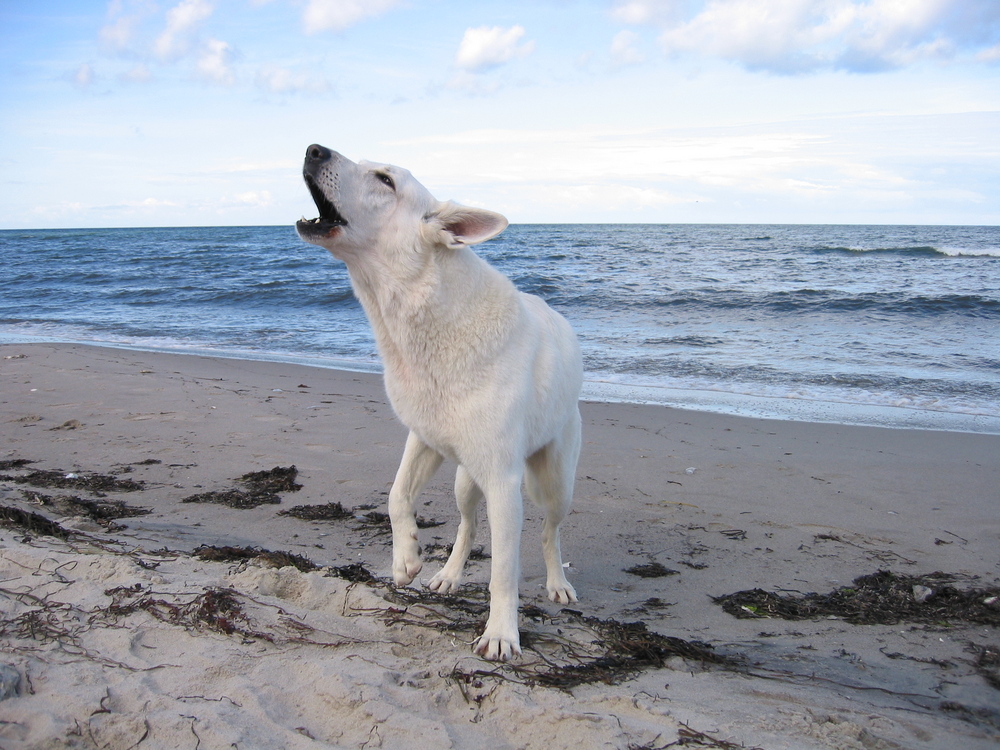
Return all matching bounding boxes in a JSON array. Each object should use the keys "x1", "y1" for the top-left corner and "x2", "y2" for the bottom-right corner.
[
  {"x1": 714, "y1": 570, "x2": 1000, "y2": 626},
  {"x1": 326, "y1": 563, "x2": 380, "y2": 584},
  {"x1": 625, "y1": 562, "x2": 679, "y2": 579},
  {"x1": 103, "y1": 585, "x2": 264, "y2": 640},
  {"x1": 0, "y1": 505, "x2": 71, "y2": 539},
  {"x1": 0, "y1": 468, "x2": 144, "y2": 493},
  {"x1": 193, "y1": 544, "x2": 318, "y2": 573},
  {"x1": 528, "y1": 614, "x2": 726, "y2": 690},
  {"x1": 182, "y1": 465, "x2": 301, "y2": 509},
  {"x1": 279, "y1": 501, "x2": 353, "y2": 521},
  {"x1": 20, "y1": 490, "x2": 151, "y2": 528}
]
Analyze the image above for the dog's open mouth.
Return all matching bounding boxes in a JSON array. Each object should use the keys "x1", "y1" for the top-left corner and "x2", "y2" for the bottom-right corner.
[{"x1": 297, "y1": 173, "x2": 347, "y2": 237}]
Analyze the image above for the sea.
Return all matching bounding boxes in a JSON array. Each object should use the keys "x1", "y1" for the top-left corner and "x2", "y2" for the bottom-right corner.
[{"x1": 1, "y1": 224, "x2": 998, "y2": 434}]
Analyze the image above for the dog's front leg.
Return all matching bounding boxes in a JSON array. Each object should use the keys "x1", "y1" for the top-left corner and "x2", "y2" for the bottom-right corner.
[
  {"x1": 473, "y1": 475, "x2": 524, "y2": 661},
  {"x1": 389, "y1": 431, "x2": 443, "y2": 586}
]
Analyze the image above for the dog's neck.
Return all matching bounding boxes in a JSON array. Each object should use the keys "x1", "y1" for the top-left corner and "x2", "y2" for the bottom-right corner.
[{"x1": 345, "y1": 242, "x2": 520, "y2": 381}]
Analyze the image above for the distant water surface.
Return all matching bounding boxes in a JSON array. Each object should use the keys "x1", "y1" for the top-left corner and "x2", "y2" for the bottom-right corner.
[{"x1": 1, "y1": 224, "x2": 998, "y2": 432}]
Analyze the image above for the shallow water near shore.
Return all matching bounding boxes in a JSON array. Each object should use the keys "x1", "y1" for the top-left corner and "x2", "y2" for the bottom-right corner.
[{"x1": 1, "y1": 223, "x2": 998, "y2": 432}]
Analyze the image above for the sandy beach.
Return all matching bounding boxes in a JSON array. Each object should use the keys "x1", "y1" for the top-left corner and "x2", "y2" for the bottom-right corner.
[{"x1": 1, "y1": 341, "x2": 998, "y2": 749}]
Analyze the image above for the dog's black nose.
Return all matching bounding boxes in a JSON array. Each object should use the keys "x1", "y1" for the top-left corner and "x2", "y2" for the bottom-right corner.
[{"x1": 306, "y1": 144, "x2": 332, "y2": 162}]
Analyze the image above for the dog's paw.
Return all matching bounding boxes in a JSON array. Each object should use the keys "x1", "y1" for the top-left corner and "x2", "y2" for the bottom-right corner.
[
  {"x1": 392, "y1": 557, "x2": 422, "y2": 587},
  {"x1": 473, "y1": 631, "x2": 522, "y2": 662},
  {"x1": 391, "y1": 537, "x2": 422, "y2": 586},
  {"x1": 427, "y1": 569, "x2": 462, "y2": 594},
  {"x1": 546, "y1": 579, "x2": 578, "y2": 604}
]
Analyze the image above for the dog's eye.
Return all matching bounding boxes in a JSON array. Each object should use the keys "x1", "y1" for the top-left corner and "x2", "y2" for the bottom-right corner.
[{"x1": 376, "y1": 173, "x2": 395, "y2": 190}]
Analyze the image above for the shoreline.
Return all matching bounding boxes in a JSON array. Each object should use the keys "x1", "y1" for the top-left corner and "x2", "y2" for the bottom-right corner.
[
  {"x1": 3, "y1": 335, "x2": 998, "y2": 435},
  {"x1": 2, "y1": 341, "x2": 998, "y2": 749}
]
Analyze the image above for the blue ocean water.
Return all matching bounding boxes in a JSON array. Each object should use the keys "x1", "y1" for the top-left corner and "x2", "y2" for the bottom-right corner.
[{"x1": 1, "y1": 224, "x2": 998, "y2": 432}]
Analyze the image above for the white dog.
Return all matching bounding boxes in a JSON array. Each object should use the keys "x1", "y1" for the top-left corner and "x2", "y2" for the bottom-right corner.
[{"x1": 296, "y1": 144, "x2": 583, "y2": 661}]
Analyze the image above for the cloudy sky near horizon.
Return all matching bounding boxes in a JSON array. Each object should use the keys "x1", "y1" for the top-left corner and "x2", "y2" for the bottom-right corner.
[{"x1": 2, "y1": 0, "x2": 999, "y2": 228}]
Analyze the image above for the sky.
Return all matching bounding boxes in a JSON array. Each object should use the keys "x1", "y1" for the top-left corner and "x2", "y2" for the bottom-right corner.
[{"x1": 1, "y1": 0, "x2": 999, "y2": 228}]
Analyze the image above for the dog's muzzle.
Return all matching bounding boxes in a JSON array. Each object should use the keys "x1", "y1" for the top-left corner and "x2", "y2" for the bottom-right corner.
[{"x1": 297, "y1": 143, "x2": 348, "y2": 239}]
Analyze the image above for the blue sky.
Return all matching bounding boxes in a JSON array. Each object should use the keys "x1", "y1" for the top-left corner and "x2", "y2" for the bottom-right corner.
[{"x1": 2, "y1": 0, "x2": 999, "y2": 227}]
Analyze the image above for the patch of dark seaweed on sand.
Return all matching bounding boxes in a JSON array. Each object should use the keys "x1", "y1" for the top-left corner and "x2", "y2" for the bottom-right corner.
[
  {"x1": 0, "y1": 505, "x2": 71, "y2": 539},
  {"x1": 102, "y1": 585, "x2": 271, "y2": 641},
  {"x1": 193, "y1": 544, "x2": 318, "y2": 573},
  {"x1": 446, "y1": 610, "x2": 731, "y2": 693},
  {"x1": 181, "y1": 465, "x2": 301, "y2": 509},
  {"x1": 326, "y1": 562, "x2": 380, "y2": 584},
  {"x1": 382, "y1": 583, "x2": 491, "y2": 633},
  {"x1": 358, "y1": 510, "x2": 444, "y2": 530},
  {"x1": 371, "y1": 581, "x2": 731, "y2": 692},
  {"x1": 0, "y1": 459, "x2": 34, "y2": 471},
  {"x1": 970, "y1": 643, "x2": 1000, "y2": 690},
  {"x1": 278, "y1": 501, "x2": 353, "y2": 521},
  {"x1": 424, "y1": 543, "x2": 490, "y2": 563},
  {"x1": 20, "y1": 489, "x2": 151, "y2": 528},
  {"x1": 714, "y1": 570, "x2": 1000, "y2": 626},
  {"x1": 239, "y1": 465, "x2": 302, "y2": 494},
  {"x1": 625, "y1": 562, "x2": 679, "y2": 579},
  {"x1": 0, "y1": 468, "x2": 144, "y2": 493}
]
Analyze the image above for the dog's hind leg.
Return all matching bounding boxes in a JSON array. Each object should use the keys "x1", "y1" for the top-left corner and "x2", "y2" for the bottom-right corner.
[
  {"x1": 389, "y1": 431, "x2": 443, "y2": 586},
  {"x1": 525, "y1": 409, "x2": 581, "y2": 605},
  {"x1": 428, "y1": 465, "x2": 482, "y2": 594}
]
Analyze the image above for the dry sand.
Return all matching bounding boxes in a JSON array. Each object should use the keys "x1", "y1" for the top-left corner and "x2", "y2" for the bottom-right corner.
[{"x1": 1, "y1": 342, "x2": 998, "y2": 749}]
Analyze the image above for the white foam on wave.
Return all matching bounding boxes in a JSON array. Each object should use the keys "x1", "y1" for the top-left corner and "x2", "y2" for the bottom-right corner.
[{"x1": 582, "y1": 376, "x2": 1000, "y2": 435}]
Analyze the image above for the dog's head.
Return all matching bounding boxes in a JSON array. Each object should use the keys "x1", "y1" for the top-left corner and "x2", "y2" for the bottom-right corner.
[{"x1": 296, "y1": 144, "x2": 507, "y2": 262}]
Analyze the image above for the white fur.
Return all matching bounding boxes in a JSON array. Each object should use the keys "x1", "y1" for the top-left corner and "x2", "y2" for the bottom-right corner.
[{"x1": 296, "y1": 145, "x2": 582, "y2": 661}]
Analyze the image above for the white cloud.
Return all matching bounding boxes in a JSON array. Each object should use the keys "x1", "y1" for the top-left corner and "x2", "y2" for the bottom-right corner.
[
  {"x1": 978, "y1": 43, "x2": 1000, "y2": 63},
  {"x1": 611, "y1": 0, "x2": 683, "y2": 25},
  {"x1": 255, "y1": 66, "x2": 332, "y2": 94},
  {"x1": 120, "y1": 64, "x2": 153, "y2": 84},
  {"x1": 620, "y1": 0, "x2": 1000, "y2": 74},
  {"x1": 232, "y1": 191, "x2": 272, "y2": 207},
  {"x1": 302, "y1": 0, "x2": 402, "y2": 34},
  {"x1": 73, "y1": 63, "x2": 95, "y2": 88},
  {"x1": 131, "y1": 197, "x2": 181, "y2": 208},
  {"x1": 197, "y1": 38, "x2": 236, "y2": 85},
  {"x1": 154, "y1": 0, "x2": 214, "y2": 61},
  {"x1": 454, "y1": 25, "x2": 535, "y2": 72},
  {"x1": 610, "y1": 30, "x2": 645, "y2": 67},
  {"x1": 99, "y1": 13, "x2": 139, "y2": 53}
]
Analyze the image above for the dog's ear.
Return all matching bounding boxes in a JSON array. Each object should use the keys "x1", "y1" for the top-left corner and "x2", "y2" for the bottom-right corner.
[{"x1": 426, "y1": 202, "x2": 508, "y2": 249}]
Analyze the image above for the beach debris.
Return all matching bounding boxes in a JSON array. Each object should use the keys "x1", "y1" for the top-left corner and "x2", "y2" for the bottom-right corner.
[
  {"x1": 181, "y1": 465, "x2": 301, "y2": 509},
  {"x1": 49, "y1": 419, "x2": 82, "y2": 431},
  {"x1": 279, "y1": 501, "x2": 353, "y2": 521},
  {"x1": 239, "y1": 465, "x2": 302, "y2": 494},
  {"x1": 624, "y1": 562, "x2": 679, "y2": 578},
  {"x1": 326, "y1": 562, "x2": 380, "y2": 583},
  {"x1": 357, "y1": 509, "x2": 445, "y2": 530},
  {"x1": 713, "y1": 570, "x2": 1000, "y2": 626},
  {"x1": 0, "y1": 467, "x2": 144, "y2": 493},
  {"x1": 0, "y1": 505, "x2": 71, "y2": 539},
  {"x1": 623, "y1": 722, "x2": 763, "y2": 750},
  {"x1": 449, "y1": 611, "x2": 730, "y2": 693},
  {"x1": 20, "y1": 489, "x2": 151, "y2": 528},
  {"x1": 0, "y1": 459, "x2": 33, "y2": 471},
  {"x1": 685, "y1": 467, "x2": 697, "y2": 475},
  {"x1": 424, "y1": 542, "x2": 490, "y2": 562},
  {"x1": 193, "y1": 544, "x2": 318, "y2": 573},
  {"x1": 969, "y1": 643, "x2": 1000, "y2": 690}
]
